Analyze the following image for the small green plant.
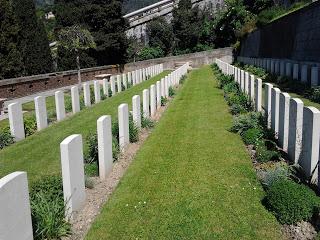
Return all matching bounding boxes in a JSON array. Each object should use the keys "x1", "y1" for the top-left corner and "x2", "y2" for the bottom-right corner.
[
  {"x1": 259, "y1": 164, "x2": 290, "y2": 189},
  {"x1": 161, "y1": 96, "x2": 168, "y2": 106},
  {"x1": 85, "y1": 133, "x2": 99, "y2": 164},
  {"x1": 79, "y1": 94, "x2": 86, "y2": 110},
  {"x1": 30, "y1": 175, "x2": 71, "y2": 239},
  {"x1": 169, "y1": 86, "x2": 176, "y2": 97},
  {"x1": 85, "y1": 163, "x2": 98, "y2": 177},
  {"x1": 112, "y1": 136, "x2": 120, "y2": 161},
  {"x1": 180, "y1": 75, "x2": 187, "y2": 84},
  {"x1": 129, "y1": 114, "x2": 139, "y2": 143},
  {"x1": 65, "y1": 97, "x2": 72, "y2": 113},
  {"x1": 100, "y1": 88, "x2": 107, "y2": 100},
  {"x1": 141, "y1": 113, "x2": 155, "y2": 129},
  {"x1": 108, "y1": 88, "x2": 113, "y2": 97},
  {"x1": 0, "y1": 127, "x2": 14, "y2": 149},
  {"x1": 310, "y1": 87, "x2": 320, "y2": 103},
  {"x1": 85, "y1": 176, "x2": 95, "y2": 189},
  {"x1": 242, "y1": 128, "x2": 263, "y2": 145},
  {"x1": 255, "y1": 140, "x2": 280, "y2": 163},
  {"x1": 24, "y1": 115, "x2": 37, "y2": 137},
  {"x1": 230, "y1": 112, "x2": 262, "y2": 134},
  {"x1": 265, "y1": 179, "x2": 320, "y2": 224},
  {"x1": 47, "y1": 110, "x2": 56, "y2": 124}
]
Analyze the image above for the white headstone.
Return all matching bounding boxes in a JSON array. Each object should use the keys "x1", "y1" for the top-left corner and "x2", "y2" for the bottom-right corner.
[
  {"x1": 300, "y1": 107, "x2": 320, "y2": 177},
  {"x1": 0, "y1": 172, "x2": 33, "y2": 240},
  {"x1": 117, "y1": 75, "x2": 122, "y2": 93},
  {"x1": 311, "y1": 67, "x2": 319, "y2": 86},
  {"x1": 122, "y1": 74, "x2": 127, "y2": 89},
  {"x1": 110, "y1": 76, "x2": 116, "y2": 95},
  {"x1": 255, "y1": 78, "x2": 262, "y2": 112},
  {"x1": 55, "y1": 91, "x2": 66, "y2": 121},
  {"x1": 244, "y1": 72, "x2": 249, "y2": 94},
  {"x1": 118, "y1": 103, "x2": 129, "y2": 151},
  {"x1": 293, "y1": 64, "x2": 299, "y2": 80},
  {"x1": 127, "y1": 72, "x2": 132, "y2": 85},
  {"x1": 286, "y1": 62, "x2": 292, "y2": 77},
  {"x1": 83, "y1": 83, "x2": 91, "y2": 107},
  {"x1": 150, "y1": 84, "x2": 156, "y2": 117},
  {"x1": 249, "y1": 74, "x2": 255, "y2": 100},
  {"x1": 161, "y1": 78, "x2": 165, "y2": 97},
  {"x1": 34, "y1": 96, "x2": 48, "y2": 131},
  {"x1": 94, "y1": 81, "x2": 101, "y2": 103},
  {"x1": 71, "y1": 86, "x2": 80, "y2": 113},
  {"x1": 97, "y1": 116, "x2": 113, "y2": 180},
  {"x1": 264, "y1": 83, "x2": 273, "y2": 128},
  {"x1": 278, "y1": 92, "x2": 290, "y2": 152},
  {"x1": 8, "y1": 102, "x2": 25, "y2": 141},
  {"x1": 143, "y1": 89, "x2": 150, "y2": 118},
  {"x1": 102, "y1": 78, "x2": 109, "y2": 96},
  {"x1": 280, "y1": 61, "x2": 285, "y2": 76},
  {"x1": 60, "y1": 134, "x2": 86, "y2": 219},
  {"x1": 301, "y1": 65, "x2": 308, "y2": 83},
  {"x1": 132, "y1": 95, "x2": 141, "y2": 129},
  {"x1": 271, "y1": 88, "x2": 281, "y2": 137},
  {"x1": 288, "y1": 98, "x2": 304, "y2": 164},
  {"x1": 156, "y1": 81, "x2": 161, "y2": 109}
]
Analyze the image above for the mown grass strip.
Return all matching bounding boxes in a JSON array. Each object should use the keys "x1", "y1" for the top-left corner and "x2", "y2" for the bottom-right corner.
[
  {"x1": 0, "y1": 71, "x2": 170, "y2": 183},
  {"x1": 85, "y1": 66, "x2": 282, "y2": 239}
]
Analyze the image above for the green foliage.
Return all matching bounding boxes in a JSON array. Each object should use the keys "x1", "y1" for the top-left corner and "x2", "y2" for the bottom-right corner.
[
  {"x1": 0, "y1": 127, "x2": 14, "y2": 149},
  {"x1": 169, "y1": 86, "x2": 176, "y2": 97},
  {"x1": 65, "y1": 96, "x2": 72, "y2": 113},
  {"x1": 13, "y1": 0, "x2": 53, "y2": 76},
  {"x1": 85, "y1": 163, "x2": 98, "y2": 177},
  {"x1": 55, "y1": 0, "x2": 128, "y2": 69},
  {"x1": 255, "y1": 140, "x2": 280, "y2": 163},
  {"x1": 259, "y1": 164, "x2": 290, "y2": 188},
  {"x1": 265, "y1": 179, "x2": 320, "y2": 224},
  {"x1": 30, "y1": 175, "x2": 70, "y2": 239},
  {"x1": 256, "y1": 5, "x2": 286, "y2": 26},
  {"x1": 230, "y1": 112, "x2": 262, "y2": 134},
  {"x1": 141, "y1": 114, "x2": 155, "y2": 129},
  {"x1": 85, "y1": 133, "x2": 98, "y2": 164},
  {"x1": 147, "y1": 17, "x2": 174, "y2": 55},
  {"x1": 24, "y1": 115, "x2": 37, "y2": 137},
  {"x1": 310, "y1": 87, "x2": 320, "y2": 103},
  {"x1": 161, "y1": 96, "x2": 168, "y2": 106},
  {"x1": 0, "y1": 0, "x2": 24, "y2": 79},
  {"x1": 47, "y1": 110, "x2": 56, "y2": 124},
  {"x1": 137, "y1": 46, "x2": 164, "y2": 61},
  {"x1": 242, "y1": 128, "x2": 263, "y2": 145},
  {"x1": 85, "y1": 176, "x2": 95, "y2": 189},
  {"x1": 129, "y1": 115, "x2": 139, "y2": 143}
]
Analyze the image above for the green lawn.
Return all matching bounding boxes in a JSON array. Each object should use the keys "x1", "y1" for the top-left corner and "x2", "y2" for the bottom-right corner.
[
  {"x1": 0, "y1": 71, "x2": 170, "y2": 183},
  {"x1": 86, "y1": 66, "x2": 283, "y2": 239}
]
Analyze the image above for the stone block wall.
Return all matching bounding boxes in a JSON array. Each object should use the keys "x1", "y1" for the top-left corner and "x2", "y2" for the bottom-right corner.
[{"x1": 240, "y1": 1, "x2": 320, "y2": 62}]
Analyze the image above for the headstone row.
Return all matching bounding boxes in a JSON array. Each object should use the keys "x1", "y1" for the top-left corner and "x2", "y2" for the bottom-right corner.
[
  {"x1": 7, "y1": 64, "x2": 164, "y2": 142},
  {"x1": 0, "y1": 63, "x2": 186, "y2": 240},
  {"x1": 216, "y1": 58, "x2": 320, "y2": 188},
  {"x1": 237, "y1": 56, "x2": 320, "y2": 87}
]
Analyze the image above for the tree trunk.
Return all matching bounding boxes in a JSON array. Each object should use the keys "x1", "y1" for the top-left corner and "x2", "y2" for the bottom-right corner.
[{"x1": 76, "y1": 50, "x2": 81, "y2": 86}]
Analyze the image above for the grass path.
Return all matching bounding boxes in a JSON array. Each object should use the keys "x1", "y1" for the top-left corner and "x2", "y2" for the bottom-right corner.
[
  {"x1": 0, "y1": 71, "x2": 170, "y2": 183},
  {"x1": 86, "y1": 66, "x2": 283, "y2": 239}
]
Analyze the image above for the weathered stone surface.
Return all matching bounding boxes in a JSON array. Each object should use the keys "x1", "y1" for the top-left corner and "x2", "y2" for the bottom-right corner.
[
  {"x1": 255, "y1": 78, "x2": 262, "y2": 112},
  {"x1": 55, "y1": 91, "x2": 66, "y2": 121},
  {"x1": 117, "y1": 75, "x2": 122, "y2": 93},
  {"x1": 60, "y1": 134, "x2": 86, "y2": 219},
  {"x1": 311, "y1": 67, "x2": 319, "y2": 86},
  {"x1": 118, "y1": 103, "x2": 129, "y2": 151},
  {"x1": 110, "y1": 76, "x2": 116, "y2": 95},
  {"x1": 132, "y1": 95, "x2": 141, "y2": 129},
  {"x1": 156, "y1": 81, "x2": 161, "y2": 109},
  {"x1": 34, "y1": 96, "x2": 48, "y2": 131},
  {"x1": 71, "y1": 86, "x2": 80, "y2": 113},
  {"x1": 264, "y1": 83, "x2": 273, "y2": 128},
  {"x1": 300, "y1": 107, "x2": 320, "y2": 178},
  {"x1": 278, "y1": 92, "x2": 290, "y2": 152},
  {"x1": 288, "y1": 98, "x2": 304, "y2": 164},
  {"x1": 271, "y1": 87, "x2": 281, "y2": 137},
  {"x1": 0, "y1": 172, "x2": 33, "y2": 240},
  {"x1": 97, "y1": 116, "x2": 113, "y2": 180},
  {"x1": 94, "y1": 81, "x2": 101, "y2": 104},
  {"x1": 83, "y1": 83, "x2": 91, "y2": 107},
  {"x1": 249, "y1": 74, "x2": 255, "y2": 100},
  {"x1": 102, "y1": 79, "x2": 109, "y2": 97},
  {"x1": 150, "y1": 84, "x2": 156, "y2": 116},
  {"x1": 143, "y1": 89, "x2": 150, "y2": 118},
  {"x1": 122, "y1": 74, "x2": 127, "y2": 89}
]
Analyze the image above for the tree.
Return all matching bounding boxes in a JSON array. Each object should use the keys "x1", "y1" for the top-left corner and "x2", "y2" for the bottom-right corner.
[
  {"x1": 0, "y1": 0, "x2": 24, "y2": 79},
  {"x1": 13, "y1": 0, "x2": 53, "y2": 75},
  {"x1": 146, "y1": 17, "x2": 174, "y2": 55},
  {"x1": 127, "y1": 36, "x2": 144, "y2": 62},
  {"x1": 55, "y1": 0, "x2": 128, "y2": 69},
  {"x1": 172, "y1": 0, "x2": 202, "y2": 54},
  {"x1": 57, "y1": 25, "x2": 96, "y2": 85}
]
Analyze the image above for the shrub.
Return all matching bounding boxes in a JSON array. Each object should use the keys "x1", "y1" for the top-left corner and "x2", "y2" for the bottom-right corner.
[
  {"x1": 24, "y1": 115, "x2": 37, "y2": 137},
  {"x1": 230, "y1": 104, "x2": 247, "y2": 115},
  {"x1": 242, "y1": 128, "x2": 263, "y2": 145},
  {"x1": 100, "y1": 88, "x2": 106, "y2": 100},
  {"x1": 85, "y1": 133, "x2": 99, "y2": 164},
  {"x1": 65, "y1": 97, "x2": 72, "y2": 113},
  {"x1": 79, "y1": 94, "x2": 86, "y2": 110},
  {"x1": 112, "y1": 136, "x2": 120, "y2": 161},
  {"x1": 310, "y1": 87, "x2": 320, "y2": 103},
  {"x1": 217, "y1": 74, "x2": 233, "y2": 88},
  {"x1": 30, "y1": 175, "x2": 70, "y2": 239},
  {"x1": 180, "y1": 75, "x2": 187, "y2": 84},
  {"x1": 108, "y1": 88, "x2": 113, "y2": 97},
  {"x1": 141, "y1": 113, "x2": 155, "y2": 129},
  {"x1": 259, "y1": 164, "x2": 290, "y2": 189},
  {"x1": 161, "y1": 96, "x2": 168, "y2": 106},
  {"x1": 0, "y1": 127, "x2": 14, "y2": 149},
  {"x1": 85, "y1": 163, "x2": 98, "y2": 177},
  {"x1": 47, "y1": 110, "x2": 56, "y2": 124},
  {"x1": 255, "y1": 140, "x2": 280, "y2": 163},
  {"x1": 169, "y1": 86, "x2": 176, "y2": 97},
  {"x1": 230, "y1": 112, "x2": 262, "y2": 134},
  {"x1": 223, "y1": 82, "x2": 239, "y2": 95},
  {"x1": 265, "y1": 179, "x2": 320, "y2": 224},
  {"x1": 129, "y1": 114, "x2": 139, "y2": 143}
]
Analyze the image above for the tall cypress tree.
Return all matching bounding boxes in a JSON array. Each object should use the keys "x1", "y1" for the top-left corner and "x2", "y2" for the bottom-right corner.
[
  {"x1": 0, "y1": 0, "x2": 24, "y2": 79},
  {"x1": 55, "y1": 0, "x2": 128, "y2": 70},
  {"x1": 172, "y1": 0, "x2": 201, "y2": 54},
  {"x1": 13, "y1": 0, "x2": 53, "y2": 75}
]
